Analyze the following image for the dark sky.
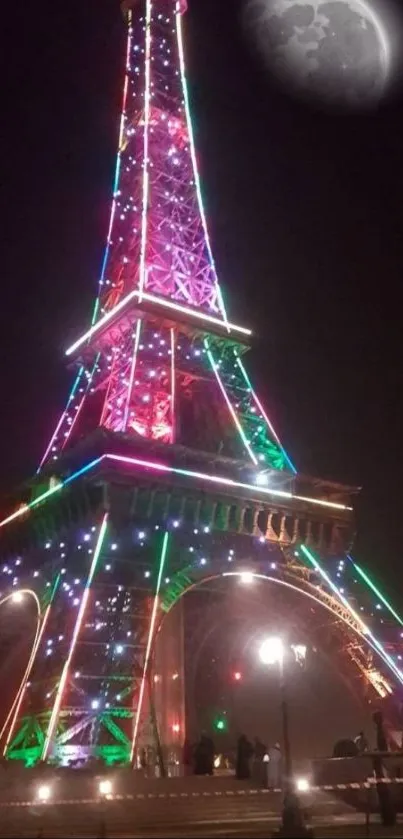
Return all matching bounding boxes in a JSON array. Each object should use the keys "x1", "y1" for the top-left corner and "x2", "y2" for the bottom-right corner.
[{"x1": 1, "y1": 0, "x2": 403, "y2": 599}]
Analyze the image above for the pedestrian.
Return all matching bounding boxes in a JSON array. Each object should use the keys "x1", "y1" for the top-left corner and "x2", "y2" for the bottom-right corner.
[
  {"x1": 139, "y1": 747, "x2": 147, "y2": 776},
  {"x1": 204, "y1": 734, "x2": 215, "y2": 776},
  {"x1": 354, "y1": 731, "x2": 369, "y2": 753},
  {"x1": 252, "y1": 737, "x2": 267, "y2": 786},
  {"x1": 194, "y1": 735, "x2": 215, "y2": 775},
  {"x1": 267, "y1": 742, "x2": 282, "y2": 789},
  {"x1": 235, "y1": 734, "x2": 253, "y2": 780},
  {"x1": 183, "y1": 738, "x2": 193, "y2": 776}
]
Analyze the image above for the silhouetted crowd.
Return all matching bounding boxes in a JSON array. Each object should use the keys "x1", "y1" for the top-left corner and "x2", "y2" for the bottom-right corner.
[{"x1": 184, "y1": 734, "x2": 283, "y2": 787}]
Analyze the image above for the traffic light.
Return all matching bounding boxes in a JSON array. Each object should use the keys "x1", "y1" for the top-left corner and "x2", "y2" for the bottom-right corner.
[
  {"x1": 214, "y1": 716, "x2": 227, "y2": 732},
  {"x1": 233, "y1": 671, "x2": 242, "y2": 681}
]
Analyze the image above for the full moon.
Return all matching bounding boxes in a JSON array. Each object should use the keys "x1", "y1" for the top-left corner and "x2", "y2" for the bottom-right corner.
[{"x1": 245, "y1": 0, "x2": 391, "y2": 110}]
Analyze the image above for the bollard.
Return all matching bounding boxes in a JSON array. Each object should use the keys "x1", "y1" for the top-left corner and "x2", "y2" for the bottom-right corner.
[
  {"x1": 365, "y1": 783, "x2": 371, "y2": 837},
  {"x1": 273, "y1": 789, "x2": 314, "y2": 838}
]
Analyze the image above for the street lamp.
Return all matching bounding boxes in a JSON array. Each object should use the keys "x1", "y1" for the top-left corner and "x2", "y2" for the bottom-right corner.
[
  {"x1": 99, "y1": 779, "x2": 113, "y2": 797},
  {"x1": 259, "y1": 636, "x2": 284, "y2": 666},
  {"x1": 37, "y1": 784, "x2": 52, "y2": 802},
  {"x1": 240, "y1": 571, "x2": 254, "y2": 585},
  {"x1": 259, "y1": 637, "x2": 312, "y2": 837}
]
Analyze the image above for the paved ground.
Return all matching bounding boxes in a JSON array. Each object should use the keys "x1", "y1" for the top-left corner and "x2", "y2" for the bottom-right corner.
[
  {"x1": 0, "y1": 774, "x2": 398, "y2": 837},
  {"x1": 0, "y1": 790, "x2": 364, "y2": 837}
]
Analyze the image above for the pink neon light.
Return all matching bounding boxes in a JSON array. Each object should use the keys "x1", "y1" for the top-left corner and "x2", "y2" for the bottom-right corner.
[
  {"x1": 176, "y1": 9, "x2": 229, "y2": 325},
  {"x1": 138, "y1": 0, "x2": 152, "y2": 303},
  {"x1": 123, "y1": 319, "x2": 142, "y2": 432},
  {"x1": 0, "y1": 452, "x2": 351, "y2": 534},
  {"x1": 130, "y1": 531, "x2": 170, "y2": 762},
  {"x1": 65, "y1": 290, "x2": 251, "y2": 357},
  {"x1": 105, "y1": 453, "x2": 351, "y2": 511},
  {"x1": 42, "y1": 514, "x2": 108, "y2": 761},
  {"x1": 170, "y1": 327, "x2": 176, "y2": 444}
]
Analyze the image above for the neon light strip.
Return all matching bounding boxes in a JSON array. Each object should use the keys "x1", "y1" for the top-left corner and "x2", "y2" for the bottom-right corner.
[
  {"x1": 100, "y1": 347, "x2": 120, "y2": 426},
  {"x1": 41, "y1": 515, "x2": 108, "y2": 761},
  {"x1": 0, "y1": 457, "x2": 104, "y2": 530},
  {"x1": 170, "y1": 327, "x2": 176, "y2": 443},
  {"x1": 38, "y1": 353, "x2": 100, "y2": 473},
  {"x1": 3, "y1": 576, "x2": 61, "y2": 756},
  {"x1": 65, "y1": 290, "x2": 251, "y2": 357},
  {"x1": 300, "y1": 545, "x2": 403, "y2": 686},
  {"x1": 138, "y1": 0, "x2": 152, "y2": 303},
  {"x1": 0, "y1": 453, "x2": 351, "y2": 534},
  {"x1": 349, "y1": 558, "x2": 403, "y2": 628},
  {"x1": 62, "y1": 356, "x2": 101, "y2": 453},
  {"x1": 0, "y1": 593, "x2": 40, "y2": 748},
  {"x1": 234, "y1": 354, "x2": 297, "y2": 474},
  {"x1": 205, "y1": 341, "x2": 258, "y2": 465},
  {"x1": 37, "y1": 367, "x2": 84, "y2": 472},
  {"x1": 106, "y1": 453, "x2": 352, "y2": 511},
  {"x1": 176, "y1": 8, "x2": 229, "y2": 326},
  {"x1": 90, "y1": 17, "x2": 133, "y2": 328},
  {"x1": 123, "y1": 319, "x2": 142, "y2": 431},
  {"x1": 130, "y1": 531, "x2": 170, "y2": 762}
]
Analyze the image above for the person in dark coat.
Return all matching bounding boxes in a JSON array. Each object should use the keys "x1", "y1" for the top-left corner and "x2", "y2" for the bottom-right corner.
[
  {"x1": 183, "y1": 738, "x2": 193, "y2": 776},
  {"x1": 194, "y1": 735, "x2": 215, "y2": 775},
  {"x1": 235, "y1": 734, "x2": 253, "y2": 780},
  {"x1": 204, "y1": 735, "x2": 215, "y2": 776},
  {"x1": 252, "y1": 737, "x2": 267, "y2": 786}
]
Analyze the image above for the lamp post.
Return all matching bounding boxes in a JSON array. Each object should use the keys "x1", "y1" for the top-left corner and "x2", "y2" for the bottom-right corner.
[{"x1": 259, "y1": 638, "x2": 312, "y2": 838}]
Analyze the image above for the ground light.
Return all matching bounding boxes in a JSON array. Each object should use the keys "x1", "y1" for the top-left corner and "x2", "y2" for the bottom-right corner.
[
  {"x1": 296, "y1": 778, "x2": 311, "y2": 793},
  {"x1": 259, "y1": 638, "x2": 312, "y2": 837},
  {"x1": 99, "y1": 779, "x2": 113, "y2": 797},
  {"x1": 37, "y1": 784, "x2": 52, "y2": 802},
  {"x1": 240, "y1": 571, "x2": 254, "y2": 585},
  {"x1": 259, "y1": 636, "x2": 284, "y2": 666}
]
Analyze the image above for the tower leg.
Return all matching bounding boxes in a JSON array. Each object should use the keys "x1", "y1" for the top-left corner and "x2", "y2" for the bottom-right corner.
[{"x1": 153, "y1": 601, "x2": 185, "y2": 776}]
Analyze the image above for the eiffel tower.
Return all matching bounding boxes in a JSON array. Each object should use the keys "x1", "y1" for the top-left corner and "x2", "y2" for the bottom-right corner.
[{"x1": 1, "y1": 0, "x2": 403, "y2": 767}]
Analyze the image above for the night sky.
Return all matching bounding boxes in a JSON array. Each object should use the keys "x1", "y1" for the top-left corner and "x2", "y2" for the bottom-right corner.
[{"x1": 1, "y1": 0, "x2": 403, "y2": 603}]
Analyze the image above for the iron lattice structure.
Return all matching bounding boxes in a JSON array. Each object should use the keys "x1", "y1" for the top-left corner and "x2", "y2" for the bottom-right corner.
[{"x1": 1, "y1": 0, "x2": 403, "y2": 768}]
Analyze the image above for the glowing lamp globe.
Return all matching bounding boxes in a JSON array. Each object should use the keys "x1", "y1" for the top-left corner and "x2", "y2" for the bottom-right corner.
[
  {"x1": 259, "y1": 637, "x2": 284, "y2": 665},
  {"x1": 99, "y1": 779, "x2": 113, "y2": 796}
]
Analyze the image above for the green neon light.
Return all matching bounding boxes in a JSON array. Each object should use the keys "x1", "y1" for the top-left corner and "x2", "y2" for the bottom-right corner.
[
  {"x1": 130, "y1": 531, "x2": 170, "y2": 761},
  {"x1": 353, "y1": 561, "x2": 403, "y2": 627},
  {"x1": 204, "y1": 340, "x2": 258, "y2": 464},
  {"x1": 42, "y1": 514, "x2": 109, "y2": 761},
  {"x1": 0, "y1": 457, "x2": 103, "y2": 530},
  {"x1": 301, "y1": 544, "x2": 403, "y2": 686},
  {"x1": 0, "y1": 451, "x2": 352, "y2": 534},
  {"x1": 234, "y1": 352, "x2": 295, "y2": 473}
]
